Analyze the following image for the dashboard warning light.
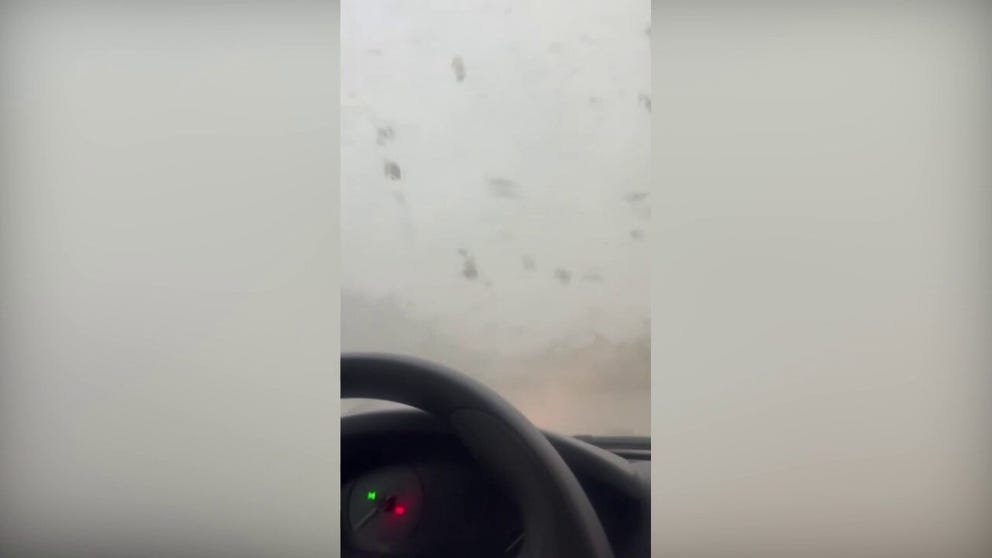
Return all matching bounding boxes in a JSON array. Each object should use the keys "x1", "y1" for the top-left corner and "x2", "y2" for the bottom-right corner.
[{"x1": 394, "y1": 505, "x2": 406, "y2": 516}]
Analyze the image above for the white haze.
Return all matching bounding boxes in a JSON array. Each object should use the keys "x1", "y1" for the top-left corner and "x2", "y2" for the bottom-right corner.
[
  {"x1": 341, "y1": 0, "x2": 652, "y2": 436},
  {"x1": 0, "y1": 3, "x2": 339, "y2": 556}
]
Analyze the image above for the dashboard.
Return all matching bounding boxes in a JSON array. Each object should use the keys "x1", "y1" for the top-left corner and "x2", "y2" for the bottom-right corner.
[{"x1": 341, "y1": 409, "x2": 650, "y2": 558}]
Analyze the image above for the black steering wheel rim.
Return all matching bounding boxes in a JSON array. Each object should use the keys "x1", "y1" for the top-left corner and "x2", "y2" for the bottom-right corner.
[{"x1": 341, "y1": 353, "x2": 615, "y2": 558}]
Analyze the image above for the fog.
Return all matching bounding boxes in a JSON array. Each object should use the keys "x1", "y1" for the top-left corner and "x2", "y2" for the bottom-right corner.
[
  {"x1": 0, "y1": 3, "x2": 339, "y2": 556},
  {"x1": 653, "y1": 3, "x2": 992, "y2": 557},
  {"x1": 340, "y1": 0, "x2": 652, "y2": 436}
]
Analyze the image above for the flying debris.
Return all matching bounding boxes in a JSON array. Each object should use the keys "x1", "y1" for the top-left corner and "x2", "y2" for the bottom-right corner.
[
  {"x1": 638, "y1": 94, "x2": 652, "y2": 112},
  {"x1": 487, "y1": 177, "x2": 520, "y2": 199},
  {"x1": 376, "y1": 126, "x2": 395, "y2": 145},
  {"x1": 458, "y1": 249, "x2": 479, "y2": 280},
  {"x1": 451, "y1": 56, "x2": 466, "y2": 82},
  {"x1": 384, "y1": 160, "x2": 402, "y2": 180}
]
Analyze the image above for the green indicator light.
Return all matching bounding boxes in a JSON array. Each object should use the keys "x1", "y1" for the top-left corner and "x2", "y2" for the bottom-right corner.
[{"x1": 366, "y1": 491, "x2": 376, "y2": 501}]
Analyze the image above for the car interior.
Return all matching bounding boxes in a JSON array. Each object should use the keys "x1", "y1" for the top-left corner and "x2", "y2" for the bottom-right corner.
[{"x1": 341, "y1": 354, "x2": 650, "y2": 558}]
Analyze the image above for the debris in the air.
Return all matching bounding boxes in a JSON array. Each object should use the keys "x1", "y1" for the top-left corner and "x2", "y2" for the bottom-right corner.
[
  {"x1": 487, "y1": 177, "x2": 519, "y2": 199},
  {"x1": 522, "y1": 255, "x2": 536, "y2": 271},
  {"x1": 638, "y1": 94, "x2": 652, "y2": 112},
  {"x1": 377, "y1": 126, "x2": 395, "y2": 145},
  {"x1": 458, "y1": 249, "x2": 479, "y2": 280},
  {"x1": 462, "y1": 256, "x2": 479, "y2": 280},
  {"x1": 452, "y1": 56, "x2": 466, "y2": 82},
  {"x1": 384, "y1": 160, "x2": 402, "y2": 180},
  {"x1": 624, "y1": 192, "x2": 648, "y2": 203},
  {"x1": 554, "y1": 268, "x2": 572, "y2": 285},
  {"x1": 630, "y1": 229, "x2": 644, "y2": 240}
]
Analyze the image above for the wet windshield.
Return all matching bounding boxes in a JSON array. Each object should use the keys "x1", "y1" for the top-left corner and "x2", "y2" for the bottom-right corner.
[{"x1": 341, "y1": 0, "x2": 650, "y2": 436}]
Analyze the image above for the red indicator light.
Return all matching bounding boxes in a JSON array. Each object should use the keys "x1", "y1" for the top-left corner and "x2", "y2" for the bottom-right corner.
[{"x1": 394, "y1": 505, "x2": 406, "y2": 516}]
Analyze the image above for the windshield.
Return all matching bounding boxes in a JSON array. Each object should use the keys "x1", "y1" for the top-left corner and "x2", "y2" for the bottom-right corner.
[{"x1": 341, "y1": 0, "x2": 650, "y2": 436}]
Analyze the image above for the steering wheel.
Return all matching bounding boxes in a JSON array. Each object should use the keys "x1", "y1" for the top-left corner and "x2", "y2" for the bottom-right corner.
[{"x1": 342, "y1": 354, "x2": 615, "y2": 558}]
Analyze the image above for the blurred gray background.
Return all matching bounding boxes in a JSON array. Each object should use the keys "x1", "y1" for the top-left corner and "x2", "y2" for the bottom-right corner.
[{"x1": 653, "y1": 2, "x2": 992, "y2": 557}]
